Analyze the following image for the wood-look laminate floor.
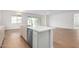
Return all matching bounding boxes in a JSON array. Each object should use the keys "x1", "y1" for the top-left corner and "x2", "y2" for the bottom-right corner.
[
  {"x1": 2, "y1": 29, "x2": 31, "y2": 48},
  {"x1": 53, "y1": 28, "x2": 79, "y2": 48}
]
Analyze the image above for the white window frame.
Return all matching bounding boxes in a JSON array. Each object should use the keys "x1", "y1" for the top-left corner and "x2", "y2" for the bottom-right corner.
[
  {"x1": 27, "y1": 16, "x2": 40, "y2": 27},
  {"x1": 11, "y1": 15, "x2": 22, "y2": 24}
]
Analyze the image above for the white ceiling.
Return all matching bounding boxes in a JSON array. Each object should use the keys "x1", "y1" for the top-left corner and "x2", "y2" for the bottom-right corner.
[
  {"x1": 24, "y1": 10, "x2": 79, "y2": 15},
  {"x1": 11, "y1": 10, "x2": 79, "y2": 15}
]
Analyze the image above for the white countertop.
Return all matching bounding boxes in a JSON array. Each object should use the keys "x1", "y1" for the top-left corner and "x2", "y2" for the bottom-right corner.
[
  {"x1": 27, "y1": 26, "x2": 53, "y2": 32},
  {"x1": 73, "y1": 27, "x2": 79, "y2": 29},
  {"x1": 27, "y1": 26, "x2": 79, "y2": 31}
]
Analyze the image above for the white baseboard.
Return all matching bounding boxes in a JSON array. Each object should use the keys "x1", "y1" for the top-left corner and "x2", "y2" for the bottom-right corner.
[{"x1": 5, "y1": 26, "x2": 21, "y2": 30}]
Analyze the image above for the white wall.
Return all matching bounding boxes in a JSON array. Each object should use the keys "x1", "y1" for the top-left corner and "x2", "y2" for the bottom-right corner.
[
  {"x1": 74, "y1": 14, "x2": 79, "y2": 27},
  {"x1": 0, "y1": 10, "x2": 76, "y2": 29},
  {"x1": 22, "y1": 13, "x2": 47, "y2": 26},
  {"x1": 1, "y1": 11, "x2": 46, "y2": 30},
  {"x1": 2, "y1": 10, "x2": 23, "y2": 29},
  {"x1": 0, "y1": 14, "x2": 1, "y2": 25},
  {"x1": 48, "y1": 12, "x2": 74, "y2": 28},
  {"x1": 40, "y1": 15, "x2": 47, "y2": 26},
  {"x1": 0, "y1": 11, "x2": 2, "y2": 25}
]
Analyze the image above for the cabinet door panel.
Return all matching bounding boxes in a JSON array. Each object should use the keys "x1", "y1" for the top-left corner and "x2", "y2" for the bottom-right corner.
[
  {"x1": 33, "y1": 31, "x2": 38, "y2": 48},
  {"x1": 38, "y1": 31, "x2": 50, "y2": 48}
]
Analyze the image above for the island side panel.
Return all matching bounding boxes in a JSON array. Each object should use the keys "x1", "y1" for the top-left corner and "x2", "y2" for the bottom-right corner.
[
  {"x1": 33, "y1": 30, "x2": 38, "y2": 48},
  {"x1": 38, "y1": 30, "x2": 50, "y2": 48},
  {"x1": 50, "y1": 29, "x2": 53, "y2": 48}
]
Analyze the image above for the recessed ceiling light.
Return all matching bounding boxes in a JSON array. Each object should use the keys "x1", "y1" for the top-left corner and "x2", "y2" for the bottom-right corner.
[{"x1": 16, "y1": 12, "x2": 22, "y2": 15}]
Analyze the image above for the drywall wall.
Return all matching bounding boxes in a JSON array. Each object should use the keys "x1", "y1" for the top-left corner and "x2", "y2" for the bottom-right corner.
[
  {"x1": 0, "y1": 11, "x2": 2, "y2": 25},
  {"x1": 48, "y1": 12, "x2": 74, "y2": 28},
  {"x1": 22, "y1": 13, "x2": 47, "y2": 26},
  {"x1": 74, "y1": 14, "x2": 79, "y2": 27},
  {"x1": 2, "y1": 10, "x2": 23, "y2": 29},
  {"x1": 2, "y1": 10, "x2": 46, "y2": 30},
  {"x1": 0, "y1": 14, "x2": 1, "y2": 25},
  {"x1": 41, "y1": 15, "x2": 50, "y2": 26}
]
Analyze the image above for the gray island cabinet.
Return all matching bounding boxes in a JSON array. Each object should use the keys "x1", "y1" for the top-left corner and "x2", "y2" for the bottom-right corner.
[{"x1": 27, "y1": 26, "x2": 52, "y2": 48}]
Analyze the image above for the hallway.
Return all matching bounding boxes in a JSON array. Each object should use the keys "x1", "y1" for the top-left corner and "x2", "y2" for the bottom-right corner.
[{"x1": 2, "y1": 29, "x2": 31, "y2": 48}]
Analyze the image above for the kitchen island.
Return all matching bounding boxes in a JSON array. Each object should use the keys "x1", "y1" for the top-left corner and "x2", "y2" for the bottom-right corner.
[{"x1": 27, "y1": 26, "x2": 53, "y2": 48}]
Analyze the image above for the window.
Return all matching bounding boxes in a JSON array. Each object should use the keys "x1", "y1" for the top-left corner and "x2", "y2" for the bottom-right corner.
[
  {"x1": 11, "y1": 16, "x2": 22, "y2": 24},
  {"x1": 27, "y1": 16, "x2": 40, "y2": 27}
]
